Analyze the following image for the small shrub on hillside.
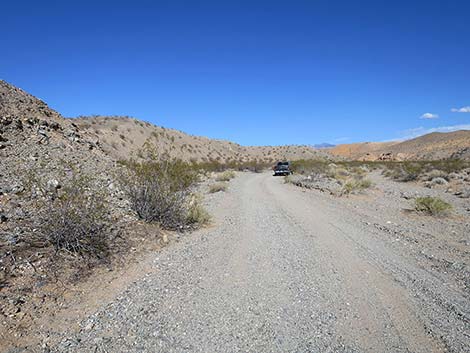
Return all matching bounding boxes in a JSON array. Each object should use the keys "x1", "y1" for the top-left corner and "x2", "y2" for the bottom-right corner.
[
  {"x1": 209, "y1": 182, "x2": 228, "y2": 193},
  {"x1": 215, "y1": 170, "x2": 236, "y2": 181},
  {"x1": 414, "y1": 196, "x2": 452, "y2": 216},
  {"x1": 35, "y1": 175, "x2": 112, "y2": 258}
]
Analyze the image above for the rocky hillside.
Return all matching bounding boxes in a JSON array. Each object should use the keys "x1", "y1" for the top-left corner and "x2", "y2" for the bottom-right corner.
[
  {"x1": 328, "y1": 131, "x2": 470, "y2": 161},
  {"x1": 74, "y1": 116, "x2": 330, "y2": 163},
  {"x1": 0, "y1": 80, "x2": 128, "y2": 283},
  {"x1": 0, "y1": 81, "x2": 63, "y2": 124},
  {"x1": 328, "y1": 141, "x2": 399, "y2": 160}
]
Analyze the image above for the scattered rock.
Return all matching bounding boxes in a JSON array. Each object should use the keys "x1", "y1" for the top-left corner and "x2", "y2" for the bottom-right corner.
[
  {"x1": 431, "y1": 177, "x2": 448, "y2": 186},
  {"x1": 46, "y1": 179, "x2": 61, "y2": 191}
]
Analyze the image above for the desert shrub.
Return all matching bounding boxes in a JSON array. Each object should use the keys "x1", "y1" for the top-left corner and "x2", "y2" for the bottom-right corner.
[
  {"x1": 290, "y1": 159, "x2": 329, "y2": 175},
  {"x1": 215, "y1": 170, "x2": 236, "y2": 181},
  {"x1": 209, "y1": 182, "x2": 228, "y2": 193},
  {"x1": 342, "y1": 178, "x2": 372, "y2": 195},
  {"x1": 119, "y1": 134, "x2": 126, "y2": 140},
  {"x1": 120, "y1": 146, "x2": 203, "y2": 229},
  {"x1": 381, "y1": 160, "x2": 469, "y2": 182},
  {"x1": 242, "y1": 160, "x2": 268, "y2": 173},
  {"x1": 423, "y1": 169, "x2": 449, "y2": 181},
  {"x1": 332, "y1": 167, "x2": 350, "y2": 181},
  {"x1": 384, "y1": 162, "x2": 423, "y2": 182},
  {"x1": 111, "y1": 125, "x2": 118, "y2": 132},
  {"x1": 414, "y1": 196, "x2": 452, "y2": 216},
  {"x1": 186, "y1": 194, "x2": 211, "y2": 225},
  {"x1": 35, "y1": 175, "x2": 112, "y2": 258}
]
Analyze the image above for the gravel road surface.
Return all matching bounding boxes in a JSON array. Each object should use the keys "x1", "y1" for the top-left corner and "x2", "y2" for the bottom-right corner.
[{"x1": 51, "y1": 172, "x2": 469, "y2": 352}]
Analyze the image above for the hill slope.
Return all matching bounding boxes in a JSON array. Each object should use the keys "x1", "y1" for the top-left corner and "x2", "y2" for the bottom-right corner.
[
  {"x1": 328, "y1": 141, "x2": 399, "y2": 159},
  {"x1": 328, "y1": 131, "x2": 470, "y2": 161},
  {"x1": 74, "y1": 116, "x2": 331, "y2": 163},
  {"x1": 0, "y1": 79, "x2": 123, "y2": 262}
]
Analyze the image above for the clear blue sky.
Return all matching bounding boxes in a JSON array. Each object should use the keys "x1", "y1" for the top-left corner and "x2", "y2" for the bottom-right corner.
[{"x1": 2, "y1": 0, "x2": 469, "y2": 145}]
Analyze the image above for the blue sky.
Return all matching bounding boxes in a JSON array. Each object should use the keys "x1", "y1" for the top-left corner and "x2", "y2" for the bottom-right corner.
[{"x1": 2, "y1": 0, "x2": 469, "y2": 145}]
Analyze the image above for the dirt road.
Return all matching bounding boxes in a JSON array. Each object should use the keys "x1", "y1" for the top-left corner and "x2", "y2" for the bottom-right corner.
[{"x1": 50, "y1": 172, "x2": 468, "y2": 352}]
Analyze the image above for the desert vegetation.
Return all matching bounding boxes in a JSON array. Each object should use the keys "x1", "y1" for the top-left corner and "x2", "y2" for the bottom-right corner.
[
  {"x1": 381, "y1": 160, "x2": 469, "y2": 182},
  {"x1": 34, "y1": 174, "x2": 113, "y2": 258},
  {"x1": 287, "y1": 159, "x2": 373, "y2": 196},
  {"x1": 414, "y1": 196, "x2": 453, "y2": 216},
  {"x1": 215, "y1": 170, "x2": 236, "y2": 182},
  {"x1": 119, "y1": 145, "x2": 209, "y2": 229},
  {"x1": 209, "y1": 182, "x2": 228, "y2": 193}
]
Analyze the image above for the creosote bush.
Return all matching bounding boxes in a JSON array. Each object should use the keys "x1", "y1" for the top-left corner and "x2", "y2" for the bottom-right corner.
[
  {"x1": 414, "y1": 196, "x2": 452, "y2": 216},
  {"x1": 36, "y1": 175, "x2": 112, "y2": 258},
  {"x1": 120, "y1": 144, "x2": 207, "y2": 230}
]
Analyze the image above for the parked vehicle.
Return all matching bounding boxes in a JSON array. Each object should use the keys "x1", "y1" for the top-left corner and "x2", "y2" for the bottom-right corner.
[{"x1": 273, "y1": 161, "x2": 291, "y2": 176}]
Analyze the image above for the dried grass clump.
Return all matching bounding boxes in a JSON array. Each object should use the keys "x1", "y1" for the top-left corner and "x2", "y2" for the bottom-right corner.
[
  {"x1": 186, "y1": 194, "x2": 211, "y2": 225},
  {"x1": 209, "y1": 182, "x2": 228, "y2": 193},
  {"x1": 341, "y1": 178, "x2": 372, "y2": 195},
  {"x1": 215, "y1": 170, "x2": 236, "y2": 182}
]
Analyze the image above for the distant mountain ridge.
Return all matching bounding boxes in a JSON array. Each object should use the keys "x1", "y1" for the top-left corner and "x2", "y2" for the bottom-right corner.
[
  {"x1": 313, "y1": 143, "x2": 336, "y2": 149},
  {"x1": 328, "y1": 131, "x2": 470, "y2": 160}
]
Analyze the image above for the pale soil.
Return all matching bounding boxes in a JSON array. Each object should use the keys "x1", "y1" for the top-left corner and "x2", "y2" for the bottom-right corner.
[{"x1": 6, "y1": 172, "x2": 467, "y2": 352}]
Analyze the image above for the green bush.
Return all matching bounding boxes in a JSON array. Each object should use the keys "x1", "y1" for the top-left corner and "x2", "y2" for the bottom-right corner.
[{"x1": 414, "y1": 196, "x2": 452, "y2": 216}]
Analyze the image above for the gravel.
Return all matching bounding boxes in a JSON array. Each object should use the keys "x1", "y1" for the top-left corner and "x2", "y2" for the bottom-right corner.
[{"x1": 26, "y1": 172, "x2": 469, "y2": 352}]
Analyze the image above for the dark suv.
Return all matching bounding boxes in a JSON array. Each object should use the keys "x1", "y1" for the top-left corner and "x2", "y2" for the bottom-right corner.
[{"x1": 273, "y1": 161, "x2": 291, "y2": 176}]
